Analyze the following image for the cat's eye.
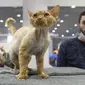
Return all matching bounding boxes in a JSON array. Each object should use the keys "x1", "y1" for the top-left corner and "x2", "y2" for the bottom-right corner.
[
  {"x1": 44, "y1": 13, "x2": 50, "y2": 17},
  {"x1": 33, "y1": 14, "x2": 38, "y2": 18}
]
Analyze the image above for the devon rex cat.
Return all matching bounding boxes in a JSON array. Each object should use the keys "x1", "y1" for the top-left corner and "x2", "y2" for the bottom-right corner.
[{"x1": 6, "y1": 5, "x2": 60, "y2": 79}]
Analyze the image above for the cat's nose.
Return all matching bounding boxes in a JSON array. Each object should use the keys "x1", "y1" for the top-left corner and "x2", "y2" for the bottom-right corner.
[{"x1": 38, "y1": 18, "x2": 42, "y2": 20}]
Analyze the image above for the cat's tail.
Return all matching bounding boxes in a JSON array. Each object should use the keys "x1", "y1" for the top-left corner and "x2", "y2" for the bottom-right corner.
[{"x1": 5, "y1": 18, "x2": 16, "y2": 35}]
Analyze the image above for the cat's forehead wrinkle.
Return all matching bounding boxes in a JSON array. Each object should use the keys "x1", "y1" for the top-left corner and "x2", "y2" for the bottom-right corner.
[{"x1": 35, "y1": 10, "x2": 48, "y2": 15}]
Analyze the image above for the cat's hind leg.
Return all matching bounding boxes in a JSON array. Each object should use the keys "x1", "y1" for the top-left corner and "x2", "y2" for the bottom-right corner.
[
  {"x1": 9, "y1": 52, "x2": 19, "y2": 70},
  {"x1": 8, "y1": 52, "x2": 19, "y2": 74}
]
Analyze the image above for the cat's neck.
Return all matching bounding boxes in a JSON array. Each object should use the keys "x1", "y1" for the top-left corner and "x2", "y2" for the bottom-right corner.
[{"x1": 35, "y1": 27, "x2": 49, "y2": 40}]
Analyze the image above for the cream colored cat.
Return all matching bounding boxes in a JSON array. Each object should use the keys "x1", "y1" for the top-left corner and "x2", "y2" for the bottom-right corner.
[{"x1": 6, "y1": 5, "x2": 60, "y2": 79}]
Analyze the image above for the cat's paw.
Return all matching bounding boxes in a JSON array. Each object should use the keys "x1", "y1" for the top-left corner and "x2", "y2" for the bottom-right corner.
[
  {"x1": 16, "y1": 73, "x2": 28, "y2": 79},
  {"x1": 38, "y1": 72, "x2": 49, "y2": 79}
]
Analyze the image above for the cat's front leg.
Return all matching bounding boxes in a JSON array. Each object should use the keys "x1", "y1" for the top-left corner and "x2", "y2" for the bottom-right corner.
[
  {"x1": 36, "y1": 41, "x2": 50, "y2": 78},
  {"x1": 16, "y1": 47, "x2": 31, "y2": 79},
  {"x1": 36, "y1": 55, "x2": 49, "y2": 79}
]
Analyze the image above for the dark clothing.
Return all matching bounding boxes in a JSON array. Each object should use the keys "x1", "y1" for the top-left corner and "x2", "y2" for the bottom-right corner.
[{"x1": 57, "y1": 37, "x2": 85, "y2": 69}]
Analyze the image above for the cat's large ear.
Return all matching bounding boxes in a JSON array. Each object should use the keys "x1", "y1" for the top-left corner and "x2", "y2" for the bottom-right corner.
[
  {"x1": 48, "y1": 5, "x2": 60, "y2": 17},
  {"x1": 28, "y1": 10, "x2": 33, "y2": 17}
]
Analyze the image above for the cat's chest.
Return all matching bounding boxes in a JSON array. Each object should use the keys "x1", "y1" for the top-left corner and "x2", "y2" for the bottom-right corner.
[
  {"x1": 35, "y1": 38, "x2": 45, "y2": 49},
  {"x1": 30, "y1": 38, "x2": 46, "y2": 55}
]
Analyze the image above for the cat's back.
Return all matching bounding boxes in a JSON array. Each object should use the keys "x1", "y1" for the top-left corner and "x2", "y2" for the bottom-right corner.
[
  {"x1": 9, "y1": 26, "x2": 35, "y2": 54},
  {"x1": 14, "y1": 26, "x2": 35, "y2": 38}
]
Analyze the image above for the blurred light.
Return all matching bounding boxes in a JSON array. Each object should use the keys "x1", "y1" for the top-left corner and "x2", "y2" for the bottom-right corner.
[
  {"x1": 5, "y1": 24, "x2": 7, "y2": 27},
  {"x1": 60, "y1": 20, "x2": 64, "y2": 23},
  {"x1": 74, "y1": 24, "x2": 77, "y2": 27},
  {"x1": 54, "y1": 27, "x2": 57, "y2": 30},
  {"x1": 50, "y1": 33, "x2": 59, "y2": 37},
  {"x1": 52, "y1": 30, "x2": 55, "y2": 33},
  {"x1": 71, "y1": 5, "x2": 76, "y2": 8},
  {"x1": 64, "y1": 14, "x2": 69, "y2": 17},
  {"x1": 20, "y1": 20, "x2": 23, "y2": 23},
  {"x1": 72, "y1": 34, "x2": 75, "y2": 36},
  {"x1": 17, "y1": 14, "x2": 21, "y2": 17},
  {"x1": 57, "y1": 24, "x2": 60, "y2": 27},
  {"x1": 0, "y1": 20, "x2": 3, "y2": 23},
  {"x1": 61, "y1": 34, "x2": 64, "y2": 37},
  {"x1": 66, "y1": 30, "x2": 69, "y2": 33}
]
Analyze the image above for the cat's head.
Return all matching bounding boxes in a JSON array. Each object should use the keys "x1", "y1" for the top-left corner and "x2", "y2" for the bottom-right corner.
[{"x1": 28, "y1": 5, "x2": 60, "y2": 28}]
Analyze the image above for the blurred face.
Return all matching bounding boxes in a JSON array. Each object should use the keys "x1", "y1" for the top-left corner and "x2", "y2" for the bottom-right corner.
[{"x1": 79, "y1": 16, "x2": 85, "y2": 35}]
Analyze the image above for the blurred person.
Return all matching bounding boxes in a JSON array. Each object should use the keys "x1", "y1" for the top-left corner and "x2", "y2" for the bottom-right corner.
[
  {"x1": 49, "y1": 49, "x2": 58, "y2": 67},
  {"x1": 57, "y1": 11, "x2": 85, "y2": 69}
]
